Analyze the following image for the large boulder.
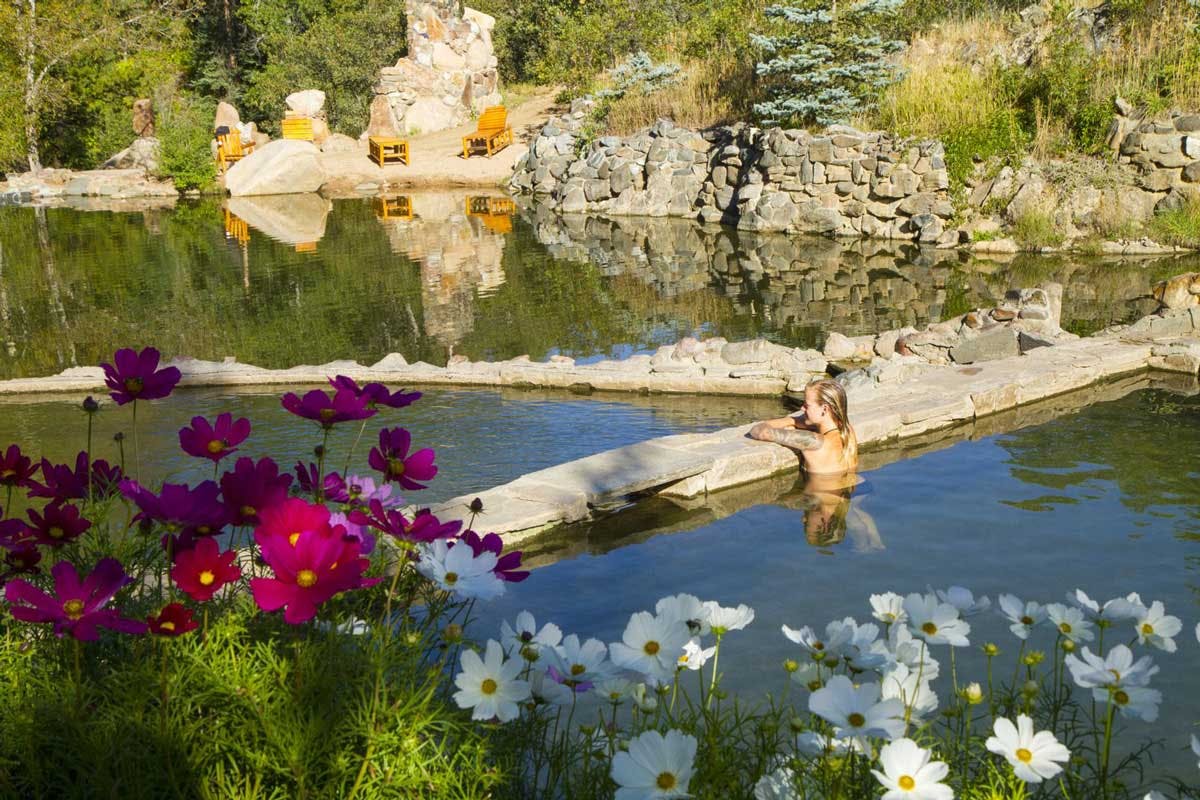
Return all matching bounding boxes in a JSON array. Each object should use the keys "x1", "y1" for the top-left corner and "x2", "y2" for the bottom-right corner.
[
  {"x1": 286, "y1": 89, "x2": 326, "y2": 118},
  {"x1": 404, "y1": 97, "x2": 455, "y2": 135},
  {"x1": 102, "y1": 137, "x2": 160, "y2": 173},
  {"x1": 214, "y1": 101, "x2": 240, "y2": 132},
  {"x1": 225, "y1": 139, "x2": 326, "y2": 196}
]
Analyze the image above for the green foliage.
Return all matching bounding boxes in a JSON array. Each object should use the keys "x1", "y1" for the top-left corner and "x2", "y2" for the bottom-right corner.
[
  {"x1": 156, "y1": 94, "x2": 218, "y2": 191},
  {"x1": 1011, "y1": 207, "x2": 1065, "y2": 250},
  {"x1": 753, "y1": 0, "x2": 906, "y2": 126},
  {"x1": 1148, "y1": 196, "x2": 1200, "y2": 247},
  {"x1": 941, "y1": 106, "x2": 1027, "y2": 191}
]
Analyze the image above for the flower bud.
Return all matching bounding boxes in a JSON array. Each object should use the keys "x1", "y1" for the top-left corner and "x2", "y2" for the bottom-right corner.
[
  {"x1": 1021, "y1": 680, "x2": 1039, "y2": 698},
  {"x1": 789, "y1": 716, "x2": 807, "y2": 733},
  {"x1": 113, "y1": 432, "x2": 125, "y2": 443},
  {"x1": 469, "y1": 497, "x2": 484, "y2": 513},
  {"x1": 1061, "y1": 638, "x2": 1076, "y2": 653},
  {"x1": 313, "y1": 445, "x2": 325, "y2": 458},
  {"x1": 982, "y1": 643, "x2": 1000, "y2": 657},
  {"x1": 82, "y1": 396, "x2": 100, "y2": 413},
  {"x1": 520, "y1": 645, "x2": 540, "y2": 663},
  {"x1": 1023, "y1": 650, "x2": 1045, "y2": 667},
  {"x1": 783, "y1": 659, "x2": 799, "y2": 674},
  {"x1": 963, "y1": 682, "x2": 984, "y2": 705},
  {"x1": 442, "y1": 623, "x2": 463, "y2": 643},
  {"x1": 578, "y1": 724, "x2": 594, "y2": 735}
]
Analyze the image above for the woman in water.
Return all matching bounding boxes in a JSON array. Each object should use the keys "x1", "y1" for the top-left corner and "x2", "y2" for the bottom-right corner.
[{"x1": 749, "y1": 378, "x2": 858, "y2": 474}]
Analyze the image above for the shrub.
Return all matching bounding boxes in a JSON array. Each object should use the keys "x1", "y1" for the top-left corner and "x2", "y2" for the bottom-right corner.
[
  {"x1": 1148, "y1": 196, "x2": 1200, "y2": 247},
  {"x1": 600, "y1": 59, "x2": 750, "y2": 135},
  {"x1": 1011, "y1": 206, "x2": 1065, "y2": 250},
  {"x1": 154, "y1": 93, "x2": 217, "y2": 191}
]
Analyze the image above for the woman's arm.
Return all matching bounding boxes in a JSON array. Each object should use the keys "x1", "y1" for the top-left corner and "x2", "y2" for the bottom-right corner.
[{"x1": 749, "y1": 416, "x2": 822, "y2": 450}]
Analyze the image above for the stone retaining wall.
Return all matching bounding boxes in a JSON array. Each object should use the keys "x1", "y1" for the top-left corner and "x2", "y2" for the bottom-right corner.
[{"x1": 511, "y1": 114, "x2": 955, "y2": 244}]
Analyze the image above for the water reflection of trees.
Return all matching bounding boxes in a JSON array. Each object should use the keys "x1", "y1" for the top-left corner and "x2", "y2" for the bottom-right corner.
[{"x1": 1, "y1": 196, "x2": 1197, "y2": 380}]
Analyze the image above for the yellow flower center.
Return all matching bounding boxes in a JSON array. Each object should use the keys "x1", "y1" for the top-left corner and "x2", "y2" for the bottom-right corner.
[
  {"x1": 1016, "y1": 748, "x2": 1033, "y2": 763},
  {"x1": 813, "y1": 641, "x2": 825, "y2": 650},
  {"x1": 0, "y1": 469, "x2": 14, "y2": 479},
  {"x1": 197, "y1": 525, "x2": 211, "y2": 535},
  {"x1": 1114, "y1": 690, "x2": 1129, "y2": 705},
  {"x1": 898, "y1": 775, "x2": 916, "y2": 791},
  {"x1": 1021, "y1": 615, "x2": 1033, "y2": 625},
  {"x1": 160, "y1": 621, "x2": 176, "y2": 632},
  {"x1": 444, "y1": 571, "x2": 458, "y2": 585},
  {"x1": 481, "y1": 678, "x2": 498, "y2": 695},
  {"x1": 124, "y1": 377, "x2": 144, "y2": 394},
  {"x1": 198, "y1": 570, "x2": 215, "y2": 586},
  {"x1": 240, "y1": 505, "x2": 256, "y2": 518},
  {"x1": 288, "y1": 532, "x2": 301, "y2": 546},
  {"x1": 319, "y1": 408, "x2": 335, "y2": 421},
  {"x1": 1059, "y1": 622, "x2": 1072, "y2": 634},
  {"x1": 643, "y1": 640, "x2": 660, "y2": 656},
  {"x1": 921, "y1": 622, "x2": 937, "y2": 636},
  {"x1": 388, "y1": 458, "x2": 406, "y2": 476},
  {"x1": 206, "y1": 439, "x2": 227, "y2": 454},
  {"x1": 655, "y1": 772, "x2": 676, "y2": 791},
  {"x1": 1109, "y1": 668, "x2": 1122, "y2": 681},
  {"x1": 1140, "y1": 622, "x2": 1154, "y2": 635},
  {"x1": 570, "y1": 664, "x2": 586, "y2": 676},
  {"x1": 62, "y1": 599, "x2": 85, "y2": 620},
  {"x1": 48, "y1": 526, "x2": 65, "y2": 539},
  {"x1": 847, "y1": 712, "x2": 866, "y2": 728},
  {"x1": 296, "y1": 569, "x2": 318, "y2": 588}
]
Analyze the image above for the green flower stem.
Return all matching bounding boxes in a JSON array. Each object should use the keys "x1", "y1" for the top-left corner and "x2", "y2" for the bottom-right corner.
[
  {"x1": 85, "y1": 412, "x2": 94, "y2": 504},
  {"x1": 1011, "y1": 640, "x2": 1026, "y2": 704},
  {"x1": 705, "y1": 634, "x2": 722, "y2": 711},
  {"x1": 987, "y1": 651, "x2": 996, "y2": 716},
  {"x1": 1099, "y1": 696, "x2": 1117, "y2": 799},
  {"x1": 73, "y1": 638, "x2": 83, "y2": 715},
  {"x1": 343, "y1": 418, "x2": 369, "y2": 477},
  {"x1": 2, "y1": 485, "x2": 10, "y2": 519},
  {"x1": 315, "y1": 428, "x2": 331, "y2": 502},
  {"x1": 132, "y1": 399, "x2": 140, "y2": 481}
]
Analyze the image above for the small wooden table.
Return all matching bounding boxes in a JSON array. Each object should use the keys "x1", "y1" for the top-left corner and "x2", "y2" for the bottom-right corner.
[{"x1": 369, "y1": 136, "x2": 409, "y2": 166}]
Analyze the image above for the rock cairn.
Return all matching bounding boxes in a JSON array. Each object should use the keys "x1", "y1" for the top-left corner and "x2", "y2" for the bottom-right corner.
[
  {"x1": 511, "y1": 113, "x2": 955, "y2": 244},
  {"x1": 367, "y1": 1, "x2": 500, "y2": 138},
  {"x1": 1113, "y1": 102, "x2": 1200, "y2": 210}
]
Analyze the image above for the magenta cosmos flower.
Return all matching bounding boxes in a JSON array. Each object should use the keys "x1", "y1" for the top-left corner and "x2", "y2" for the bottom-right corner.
[
  {"x1": 171, "y1": 537, "x2": 241, "y2": 601},
  {"x1": 350, "y1": 501, "x2": 460, "y2": 550},
  {"x1": 179, "y1": 413, "x2": 251, "y2": 462},
  {"x1": 368, "y1": 428, "x2": 437, "y2": 490},
  {"x1": 457, "y1": 530, "x2": 529, "y2": 583},
  {"x1": 220, "y1": 457, "x2": 292, "y2": 526},
  {"x1": 121, "y1": 479, "x2": 230, "y2": 536},
  {"x1": 281, "y1": 388, "x2": 375, "y2": 429},
  {"x1": 25, "y1": 502, "x2": 92, "y2": 548},
  {"x1": 251, "y1": 519, "x2": 377, "y2": 624},
  {"x1": 28, "y1": 452, "x2": 123, "y2": 502},
  {"x1": 100, "y1": 347, "x2": 182, "y2": 405},
  {"x1": 0, "y1": 444, "x2": 38, "y2": 489},
  {"x1": 147, "y1": 603, "x2": 198, "y2": 637},
  {"x1": 293, "y1": 462, "x2": 346, "y2": 500},
  {"x1": 5, "y1": 558, "x2": 146, "y2": 639},
  {"x1": 329, "y1": 375, "x2": 422, "y2": 410}
]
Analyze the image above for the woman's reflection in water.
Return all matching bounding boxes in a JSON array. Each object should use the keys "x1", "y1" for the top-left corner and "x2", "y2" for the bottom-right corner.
[{"x1": 796, "y1": 471, "x2": 883, "y2": 551}]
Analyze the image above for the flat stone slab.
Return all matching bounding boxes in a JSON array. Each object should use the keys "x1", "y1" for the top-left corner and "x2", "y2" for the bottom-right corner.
[{"x1": 518, "y1": 441, "x2": 714, "y2": 507}]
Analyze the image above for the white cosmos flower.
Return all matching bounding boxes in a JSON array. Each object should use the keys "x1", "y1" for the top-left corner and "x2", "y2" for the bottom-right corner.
[
  {"x1": 1068, "y1": 589, "x2": 1145, "y2": 623},
  {"x1": 904, "y1": 593, "x2": 971, "y2": 647},
  {"x1": 417, "y1": 539, "x2": 504, "y2": 600},
  {"x1": 611, "y1": 611, "x2": 691, "y2": 684},
  {"x1": 631, "y1": 682, "x2": 658, "y2": 712},
  {"x1": 499, "y1": 610, "x2": 563, "y2": 661},
  {"x1": 870, "y1": 592, "x2": 907, "y2": 625},
  {"x1": 452, "y1": 640, "x2": 531, "y2": 722},
  {"x1": 1192, "y1": 733, "x2": 1200, "y2": 769},
  {"x1": 594, "y1": 677, "x2": 635, "y2": 705},
  {"x1": 883, "y1": 625, "x2": 942, "y2": 681},
  {"x1": 611, "y1": 728, "x2": 697, "y2": 800},
  {"x1": 782, "y1": 619, "x2": 854, "y2": 662},
  {"x1": 998, "y1": 594, "x2": 1046, "y2": 640},
  {"x1": 986, "y1": 714, "x2": 1070, "y2": 783},
  {"x1": 932, "y1": 585, "x2": 992, "y2": 617},
  {"x1": 809, "y1": 675, "x2": 905, "y2": 742},
  {"x1": 1134, "y1": 601, "x2": 1183, "y2": 652},
  {"x1": 528, "y1": 667, "x2": 575, "y2": 706},
  {"x1": 656, "y1": 593, "x2": 710, "y2": 636},
  {"x1": 1104, "y1": 685, "x2": 1161, "y2": 722},
  {"x1": 548, "y1": 634, "x2": 610, "y2": 685},
  {"x1": 754, "y1": 765, "x2": 799, "y2": 800},
  {"x1": 703, "y1": 600, "x2": 755, "y2": 635},
  {"x1": 881, "y1": 662, "x2": 939, "y2": 722},
  {"x1": 790, "y1": 661, "x2": 824, "y2": 691},
  {"x1": 1045, "y1": 603, "x2": 1095, "y2": 643},
  {"x1": 677, "y1": 637, "x2": 716, "y2": 671},
  {"x1": 1065, "y1": 645, "x2": 1159, "y2": 690},
  {"x1": 871, "y1": 738, "x2": 953, "y2": 800},
  {"x1": 795, "y1": 731, "x2": 862, "y2": 755}
]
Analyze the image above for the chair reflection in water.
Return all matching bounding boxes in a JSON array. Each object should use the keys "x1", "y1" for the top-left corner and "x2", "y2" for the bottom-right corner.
[
  {"x1": 464, "y1": 196, "x2": 515, "y2": 234},
  {"x1": 223, "y1": 208, "x2": 250, "y2": 245},
  {"x1": 375, "y1": 195, "x2": 413, "y2": 220}
]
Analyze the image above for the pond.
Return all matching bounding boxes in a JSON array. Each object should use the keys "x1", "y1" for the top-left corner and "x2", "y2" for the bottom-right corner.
[
  {"x1": 0, "y1": 190, "x2": 1196, "y2": 380},
  {"x1": 478, "y1": 380, "x2": 1200, "y2": 775}
]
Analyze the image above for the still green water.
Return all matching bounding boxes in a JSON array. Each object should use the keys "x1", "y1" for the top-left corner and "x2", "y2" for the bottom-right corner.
[{"x1": 0, "y1": 191, "x2": 1195, "y2": 380}]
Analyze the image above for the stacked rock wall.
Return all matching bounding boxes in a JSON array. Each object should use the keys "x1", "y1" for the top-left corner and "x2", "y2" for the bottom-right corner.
[
  {"x1": 511, "y1": 115, "x2": 955, "y2": 245},
  {"x1": 1113, "y1": 104, "x2": 1200, "y2": 210}
]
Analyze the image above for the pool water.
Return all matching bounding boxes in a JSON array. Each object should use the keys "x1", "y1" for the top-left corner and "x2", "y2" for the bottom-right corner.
[{"x1": 477, "y1": 384, "x2": 1200, "y2": 776}]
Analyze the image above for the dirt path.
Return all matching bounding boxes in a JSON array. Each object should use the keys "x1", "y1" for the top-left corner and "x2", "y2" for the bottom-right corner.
[{"x1": 318, "y1": 88, "x2": 561, "y2": 194}]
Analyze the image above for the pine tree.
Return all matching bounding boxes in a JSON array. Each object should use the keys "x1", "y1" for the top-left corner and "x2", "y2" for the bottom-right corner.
[{"x1": 752, "y1": 0, "x2": 906, "y2": 127}]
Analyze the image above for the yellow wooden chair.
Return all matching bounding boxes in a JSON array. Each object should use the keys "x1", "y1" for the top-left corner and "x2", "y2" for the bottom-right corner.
[
  {"x1": 375, "y1": 195, "x2": 413, "y2": 220},
  {"x1": 464, "y1": 196, "x2": 515, "y2": 234},
  {"x1": 216, "y1": 131, "x2": 252, "y2": 172},
  {"x1": 461, "y1": 106, "x2": 513, "y2": 158},
  {"x1": 281, "y1": 118, "x2": 315, "y2": 141},
  {"x1": 369, "y1": 136, "x2": 410, "y2": 166},
  {"x1": 223, "y1": 208, "x2": 250, "y2": 244}
]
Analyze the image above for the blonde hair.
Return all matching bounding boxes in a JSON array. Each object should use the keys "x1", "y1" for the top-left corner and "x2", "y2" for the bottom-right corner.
[{"x1": 808, "y1": 378, "x2": 858, "y2": 469}]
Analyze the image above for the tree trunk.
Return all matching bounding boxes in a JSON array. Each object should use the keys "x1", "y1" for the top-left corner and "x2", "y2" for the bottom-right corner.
[
  {"x1": 34, "y1": 206, "x2": 76, "y2": 368},
  {"x1": 222, "y1": 0, "x2": 237, "y2": 73},
  {"x1": 22, "y1": 0, "x2": 42, "y2": 173}
]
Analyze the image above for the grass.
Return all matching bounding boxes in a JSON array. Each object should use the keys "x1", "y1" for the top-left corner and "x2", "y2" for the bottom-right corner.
[
  {"x1": 1011, "y1": 206, "x2": 1065, "y2": 250},
  {"x1": 1147, "y1": 196, "x2": 1200, "y2": 248},
  {"x1": 599, "y1": 58, "x2": 752, "y2": 135}
]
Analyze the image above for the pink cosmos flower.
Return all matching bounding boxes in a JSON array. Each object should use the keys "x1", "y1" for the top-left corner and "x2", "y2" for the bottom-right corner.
[
  {"x1": 281, "y1": 388, "x2": 375, "y2": 429},
  {"x1": 256, "y1": 497, "x2": 334, "y2": 548},
  {"x1": 329, "y1": 375, "x2": 422, "y2": 409},
  {"x1": 293, "y1": 462, "x2": 346, "y2": 500},
  {"x1": 368, "y1": 428, "x2": 437, "y2": 490},
  {"x1": 329, "y1": 511, "x2": 376, "y2": 555},
  {"x1": 100, "y1": 346, "x2": 182, "y2": 405},
  {"x1": 220, "y1": 457, "x2": 292, "y2": 526},
  {"x1": 456, "y1": 530, "x2": 529, "y2": 583},
  {"x1": 4, "y1": 544, "x2": 42, "y2": 575},
  {"x1": 179, "y1": 413, "x2": 251, "y2": 462},
  {"x1": 171, "y1": 537, "x2": 241, "y2": 601},
  {"x1": 0, "y1": 517, "x2": 30, "y2": 549},
  {"x1": 121, "y1": 479, "x2": 231, "y2": 537},
  {"x1": 350, "y1": 501, "x2": 461, "y2": 549},
  {"x1": 251, "y1": 525, "x2": 377, "y2": 624},
  {"x1": 27, "y1": 452, "x2": 123, "y2": 502},
  {"x1": 4, "y1": 558, "x2": 146, "y2": 639},
  {"x1": 0, "y1": 444, "x2": 38, "y2": 489},
  {"x1": 25, "y1": 502, "x2": 91, "y2": 548},
  {"x1": 338, "y1": 475, "x2": 402, "y2": 509},
  {"x1": 148, "y1": 603, "x2": 198, "y2": 636}
]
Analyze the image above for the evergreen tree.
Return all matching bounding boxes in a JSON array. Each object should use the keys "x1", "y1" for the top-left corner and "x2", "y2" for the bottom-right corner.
[{"x1": 752, "y1": 0, "x2": 906, "y2": 127}]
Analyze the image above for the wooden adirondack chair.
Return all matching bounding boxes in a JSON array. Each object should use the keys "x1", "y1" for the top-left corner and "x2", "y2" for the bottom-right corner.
[
  {"x1": 461, "y1": 106, "x2": 513, "y2": 158},
  {"x1": 369, "y1": 136, "x2": 410, "y2": 166},
  {"x1": 216, "y1": 131, "x2": 252, "y2": 172},
  {"x1": 281, "y1": 118, "x2": 315, "y2": 141}
]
